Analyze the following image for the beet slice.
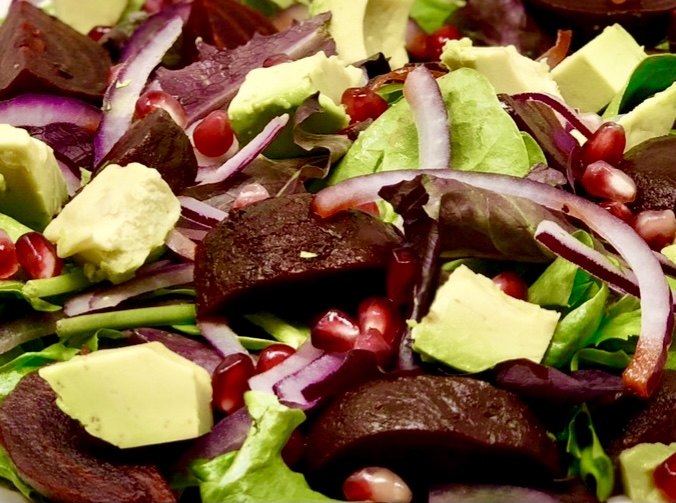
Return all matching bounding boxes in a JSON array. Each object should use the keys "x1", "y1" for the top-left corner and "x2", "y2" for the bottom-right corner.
[
  {"x1": 523, "y1": 0, "x2": 676, "y2": 48},
  {"x1": 97, "y1": 108, "x2": 198, "y2": 194},
  {"x1": 0, "y1": 373, "x2": 176, "y2": 503},
  {"x1": 194, "y1": 193, "x2": 402, "y2": 317},
  {"x1": 0, "y1": 2, "x2": 111, "y2": 103},
  {"x1": 305, "y1": 374, "x2": 561, "y2": 498},
  {"x1": 619, "y1": 135, "x2": 676, "y2": 213}
]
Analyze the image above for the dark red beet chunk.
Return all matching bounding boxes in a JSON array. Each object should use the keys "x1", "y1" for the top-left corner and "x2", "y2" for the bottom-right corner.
[
  {"x1": 194, "y1": 193, "x2": 402, "y2": 317},
  {"x1": 523, "y1": 0, "x2": 676, "y2": 48},
  {"x1": 0, "y1": 373, "x2": 176, "y2": 503},
  {"x1": 97, "y1": 108, "x2": 198, "y2": 193},
  {"x1": 619, "y1": 136, "x2": 676, "y2": 213},
  {"x1": 306, "y1": 374, "x2": 561, "y2": 499},
  {"x1": 0, "y1": 2, "x2": 111, "y2": 103}
]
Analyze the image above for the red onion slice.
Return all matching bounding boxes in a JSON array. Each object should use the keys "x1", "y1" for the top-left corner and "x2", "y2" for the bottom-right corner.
[
  {"x1": 94, "y1": 15, "x2": 184, "y2": 164},
  {"x1": 403, "y1": 66, "x2": 450, "y2": 169},
  {"x1": 0, "y1": 94, "x2": 101, "y2": 132},
  {"x1": 198, "y1": 317, "x2": 248, "y2": 357},
  {"x1": 535, "y1": 220, "x2": 640, "y2": 297},
  {"x1": 195, "y1": 114, "x2": 290, "y2": 185},
  {"x1": 63, "y1": 263, "x2": 194, "y2": 316},
  {"x1": 312, "y1": 169, "x2": 673, "y2": 397},
  {"x1": 179, "y1": 196, "x2": 228, "y2": 225},
  {"x1": 273, "y1": 352, "x2": 345, "y2": 409},
  {"x1": 165, "y1": 228, "x2": 197, "y2": 261}
]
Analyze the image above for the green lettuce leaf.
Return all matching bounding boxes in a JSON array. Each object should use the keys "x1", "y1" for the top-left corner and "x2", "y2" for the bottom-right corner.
[
  {"x1": 329, "y1": 68, "x2": 530, "y2": 184},
  {"x1": 243, "y1": 312, "x2": 309, "y2": 349},
  {"x1": 193, "y1": 391, "x2": 337, "y2": 502},
  {"x1": 0, "y1": 446, "x2": 38, "y2": 502},
  {"x1": 410, "y1": 0, "x2": 466, "y2": 33}
]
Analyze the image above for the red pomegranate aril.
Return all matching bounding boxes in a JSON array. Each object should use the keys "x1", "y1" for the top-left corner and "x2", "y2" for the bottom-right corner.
[
  {"x1": 633, "y1": 209, "x2": 676, "y2": 250},
  {"x1": 580, "y1": 160, "x2": 637, "y2": 203},
  {"x1": 255, "y1": 344, "x2": 295, "y2": 373},
  {"x1": 192, "y1": 110, "x2": 235, "y2": 158},
  {"x1": 354, "y1": 328, "x2": 392, "y2": 367},
  {"x1": 425, "y1": 24, "x2": 461, "y2": 60},
  {"x1": 0, "y1": 230, "x2": 19, "y2": 279},
  {"x1": 654, "y1": 451, "x2": 676, "y2": 501},
  {"x1": 281, "y1": 428, "x2": 306, "y2": 469},
  {"x1": 212, "y1": 353, "x2": 255, "y2": 415},
  {"x1": 135, "y1": 90, "x2": 187, "y2": 129},
  {"x1": 232, "y1": 183, "x2": 270, "y2": 210},
  {"x1": 341, "y1": 87, "x2": 388, "y2": 125},
  {"x1": 386, "y1": 247, "x2": 418, "y2": 306},
  {"x1": 405, "y1": 19, "x2": 428, "y2": 61},
  {"x1": 599, "y1": 201, "x2": 634, "y2": 224},
  {"x1": 357, "y1": 297, "x2": 400, "y2": 345},
  {"x1": 580, "y1": 122, "x2": 626, "y2": 167},
  {"x1": 492, "y1": 271, "x2": 528, "y2": 301},
  {"x1": 343, "y1": 467, "x2": 412, "y2": 503},
  {"x1": 15, "y1": 232, "x2": 63, "y2": 280},
  {"x1": 311, "y1": 309, "x2": 360, "y2": 352},
  {"x1": 87, "y1": 25, "x2": 112, "y2": 42}
]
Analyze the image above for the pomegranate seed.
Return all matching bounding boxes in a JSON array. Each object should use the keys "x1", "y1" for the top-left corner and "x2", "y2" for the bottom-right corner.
[
  {"x1": 386, "y1": 247, "x2": 418, "y2": 306},
  {"x1": 343, "y1": 467, "x2": 412, "y2": 503},
  {"x1": 654, "y1": 452, "x2": 676, "y2": 501},
  {"x1": 192, "y1": 110, "x2": 235, "y2": 158},
  {"x1": 580, "y1": 122, "x2": 626, "y2": 167},
  {"x1": 212, "y1": 353, "x2": 255, "y2": 415},
  {"x1": 87, "y1": 25, "x2": 111, "y2": 42},
  {"x1": 262, "y1": 54, "x2": 293, "y2": 67},
  {"x1": 232, "y1": 183, "x2": 270, "y2": 210},
  {"x1": 633, "y1": 209, "x2": 676, "y2": 250},
  {"x1": 357, "y1": 297, "x2": 400, "y2": 345},
  {"x1": 341, "y1": 87, "x2": 388, "y2": 125},
  {"x1": 354, "y1": 328, "x2": 392, "y2": 366},
  {"x1": 255, "y1": 344, "x2": 295, "y2": 373},
  {"x1": 0, "y1": 230, "x2": 19, "y2": 279},
  {"x1": 599, "y1": 201, "x2": 634, "y2": 224},
  {"x1": 311, "y1": 309, "x2": 360, "y2": 352},
  {"x1": 425, "y1": 24, "x2": 461, "y2": 60},
  {"x1": 492, "y1": 271, "x2": 529, "y2": 300},
  {"x1": 15, "y1": 232, "x2": 63, "y2": 280},
  {"x1": 580, "y1": 160, "x2": 636, "y2": 203},
  {"x1": 405, "y1": 19, "x2": 428, "y2": 61},
  {"x1": 135, "y1": 90, "x2": 187, "y2": 129},
  {"x1": 281, "y1": 428, "x2": 306, "y2": 468}
]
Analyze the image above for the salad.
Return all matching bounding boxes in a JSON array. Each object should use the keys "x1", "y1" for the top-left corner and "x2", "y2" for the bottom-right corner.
[{"x1": 0, "y1": 0, "x2": 674, "y2": 502}]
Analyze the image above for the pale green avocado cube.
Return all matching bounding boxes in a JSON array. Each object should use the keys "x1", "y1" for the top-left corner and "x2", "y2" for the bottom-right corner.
[
  {"x1": 616, "y1": 82, "x2": 676, "y2": 151},
  {"x1": 309, "y1": 0, "x2": 414, "y2": 69},
  {"x1": 43, "y1": 163, "x2": 180, "y2": 284},
  {"x1": 0, "y1": 124, "x2": 67, "y2": 230},
  {"x1": 552, "y1": 24, "x2": 647, "y2": 113},
  {"x1": 412, "y1": 265, "x2": 560, "y2": 373},
  {"x1": 228, "y1": 51, "x2": 364, "y2": 159},
  {"x1": 39, "y1": 342, "x2": 213, "y2": 449},
  {"x1": 619, "y1": 443, "x2": 676, "y2": 502},
  {"x1": 52, "y1": 0, "x2": 130, "y2": 34},
  {"x1": 441, "y1": 38, "x2": 562, "y2": 97}
]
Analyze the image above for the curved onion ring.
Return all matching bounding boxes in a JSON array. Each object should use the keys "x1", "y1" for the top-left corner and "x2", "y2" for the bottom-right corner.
[{"x1": 311, "y1": 169, "x2": 673, "y2": 398}]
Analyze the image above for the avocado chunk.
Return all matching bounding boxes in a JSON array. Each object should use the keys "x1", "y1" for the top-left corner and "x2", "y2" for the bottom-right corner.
[
  {"x1": 39, "y1": 342, "x2": 213, "y2": 449},
  {"x1": 309, "y1": 0, "x2": 413, "y2": 69},
  {"x1": 43, "y1": 163, "x2": 180, "y2": 283},
  {"x1": 0, "y1": 124, "x2": 67, "y2": 230},
  {"x1": 441, "y1": 38, "x2": 562, "y2": 97},
  {"x1": 551, "y1": 24, "x2": 646, "y2": 113},
  {"x1": 52, "y1": 0, "x2": 130, "y2": 34},
  {"x1": 617, "y1": 82, "x2": 676, "y2": 151},
  {"x1": 411, "y1": 265, "x2": 560, "y2": 373},
  {"x1": 228, "y1": 51, "x2": 364, "y2": 158},
  {"x1": 619, "y1": 443, "x2": 676, "y2": 503}
]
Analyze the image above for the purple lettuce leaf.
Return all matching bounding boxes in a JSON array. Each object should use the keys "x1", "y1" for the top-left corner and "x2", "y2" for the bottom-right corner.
[
  {"x1": 23, "y1": 123, "x2": 94, "y2": 171},
  {"x1": 292, "y1": 95, "x2": 352, "y2": 164},
  {"x1": 155, "y1": 12, "x2": 335, "y2": 125}
]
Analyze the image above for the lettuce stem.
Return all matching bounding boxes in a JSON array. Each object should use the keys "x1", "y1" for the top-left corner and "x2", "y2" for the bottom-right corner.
[{"x1": 23, "y1": 269, "x2": 91, "y2": 299}]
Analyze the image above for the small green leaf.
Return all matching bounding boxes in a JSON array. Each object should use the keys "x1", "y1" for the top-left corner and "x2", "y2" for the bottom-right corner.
[{"x1": 618, "y1": 54, "x2": 676, "y2": 114}]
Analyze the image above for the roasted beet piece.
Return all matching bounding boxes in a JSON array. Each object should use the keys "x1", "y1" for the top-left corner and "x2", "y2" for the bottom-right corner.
[
  {"x1": 523, "y1": 0, "x2": 676, "y2": 48},
  {"x1": 0, "y1": 373, "x2": 176, "y2": 503},
  {"x1": 194, "y1": 193, "x2": 402, "y2": 317},
  {"x1": 97, "y1": 108, "x2": 198, "y2": 193},
  {"x1": 0, "y1": 2, "x2": 111, "y2": 103},
  {"x1": 306, "y1": 374, "x2": 561, "y2": 499},
  {"x1": 619, "y1": 135, "x2": 676, "y2": 213}
]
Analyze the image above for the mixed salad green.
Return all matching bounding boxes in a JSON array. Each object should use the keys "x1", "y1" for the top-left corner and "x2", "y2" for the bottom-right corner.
[{"x1": 0, "y1": 0, "x2": 674, "y2": 502}]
